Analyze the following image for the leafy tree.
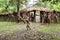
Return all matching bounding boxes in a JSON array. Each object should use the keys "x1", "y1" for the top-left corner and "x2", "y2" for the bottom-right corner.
[
  {"x1": 0, "y1": 0, "x2": 28, "y2": 13},
  {"x1": 9, "y1": 0, "x2": 28, "y2": 12},
  {"x1": 35, "y1": 0, "x2": 60, "y2": 11}
]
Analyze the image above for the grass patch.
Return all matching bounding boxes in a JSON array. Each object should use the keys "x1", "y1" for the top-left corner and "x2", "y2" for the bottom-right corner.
[
  {"x1": 48, "y1": 34, "x2": 60, "y2": 40},
  {"x1": 39, "y1": 23, "x2": 60, "y2": 32},
  {"x1": 0, "y1": 22, "x2": 16, "y2": 32},
  {"x1": 0, "y1": 26, "x2": 17, "y2": 32},
  {"x1": 55, "y1": 28, "x2": 60, "y2": 32},
  {"x1": 39, "y1": 23, "x2": 60, "y2": 40},
  {"x1": 0, "y1": 22, "x2": 16, "y2": 26}
]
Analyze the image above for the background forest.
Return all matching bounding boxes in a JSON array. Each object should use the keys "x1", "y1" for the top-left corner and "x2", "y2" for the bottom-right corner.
[{"x1": 0, "y1": 0, "x2": 60, "y2": 13}]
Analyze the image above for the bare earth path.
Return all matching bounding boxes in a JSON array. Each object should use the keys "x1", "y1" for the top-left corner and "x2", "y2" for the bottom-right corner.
[{"x1": 0, "y1": 22, "x2": 60, "y2": 40}]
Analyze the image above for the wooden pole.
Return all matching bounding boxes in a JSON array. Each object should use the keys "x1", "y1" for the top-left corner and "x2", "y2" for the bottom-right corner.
[{"x1": 33, "y1": 10, "x2": 36, "y2": 22}]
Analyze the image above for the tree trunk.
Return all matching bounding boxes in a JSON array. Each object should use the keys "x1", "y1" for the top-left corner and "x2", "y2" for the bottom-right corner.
[
  {"x1": 17, "y1": 0, "x2": 20, "y2": 13},
  {"x1": 17, "y1": 0, "x2": 20, "y2": 22}
]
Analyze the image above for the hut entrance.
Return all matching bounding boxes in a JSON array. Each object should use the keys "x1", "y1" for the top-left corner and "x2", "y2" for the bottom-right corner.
[
  {"x1": 35, "y1": 11, "x2": 40, "y2": 22},
  {"x1": 28, "y1": 10, "x2": 36, "y2": 22},
  {"x1": 30, "y1": 12, "x2": 34, "y2": 22}
]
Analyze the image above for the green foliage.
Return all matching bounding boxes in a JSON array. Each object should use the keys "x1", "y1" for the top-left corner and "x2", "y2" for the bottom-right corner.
[
  {"x1": 0, "y1": 0, "x2": 60, "y2": 13},
  {"x1": 35, "y1": 0, "x2": 60, "y2": 11},
  {"x1": 0, "y1": 0, "x2": 28, "y2": 13},
  {"x1": 50, "y1": 3, "x2": 60, "y2": 11}
]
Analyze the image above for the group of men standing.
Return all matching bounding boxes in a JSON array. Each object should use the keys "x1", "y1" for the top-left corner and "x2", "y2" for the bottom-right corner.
[{"x1": 40, "y1": 10, "x2": 59, "y2": 24}]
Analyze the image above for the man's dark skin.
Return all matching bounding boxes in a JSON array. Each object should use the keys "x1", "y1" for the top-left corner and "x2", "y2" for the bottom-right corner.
[
  {"x1": 53, "y1": 10, "x2": 59, "y2": 23},
  {"x1": 18, "y1": 11, "x2": 31, "y2": 30}
]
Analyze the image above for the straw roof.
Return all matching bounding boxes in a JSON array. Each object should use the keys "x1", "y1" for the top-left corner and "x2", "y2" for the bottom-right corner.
[{"x1": 21, "y1": 6, "x2": 52, "y2": 12}]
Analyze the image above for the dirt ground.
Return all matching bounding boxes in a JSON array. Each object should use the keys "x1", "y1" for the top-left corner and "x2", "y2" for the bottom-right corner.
[{"x1": 0, "y1": 22, "x2": 60, "y2": 40}]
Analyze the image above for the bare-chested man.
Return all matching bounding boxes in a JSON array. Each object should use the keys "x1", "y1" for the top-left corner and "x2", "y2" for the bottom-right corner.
[
  {"x1": 17, "y1": 10, "x2": 31, "y2": 30},
  {"x1": 53, "y1": 10, "x2": 59, "y2": 23},
  {"x1": 23, "y1": 13, "x2": 31, "y2": 30}
]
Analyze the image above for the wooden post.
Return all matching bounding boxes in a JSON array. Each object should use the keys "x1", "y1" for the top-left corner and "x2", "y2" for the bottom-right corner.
[
  {"x1": 33, "y1": 10, "x2": 36, "y2": 22},
  {"x1": 40, "y1": 11, "x2": 44, "y2": 23},
  {"x1": 40, "y1": 11, "x2": 42, "y2": 23}
]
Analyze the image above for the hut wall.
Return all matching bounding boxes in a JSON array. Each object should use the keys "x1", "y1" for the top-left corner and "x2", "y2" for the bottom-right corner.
[
  {"x1": 0, "y1": 14, "x2": 18, "y2": 22},
  {"x1": 57, "y1": 12, "x2": 60, "y2": 22}
]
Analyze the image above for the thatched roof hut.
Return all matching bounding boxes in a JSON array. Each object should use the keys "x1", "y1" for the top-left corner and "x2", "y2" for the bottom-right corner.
[{"x1": 21, "y1": 6, "x2": 52, "y2": 12}]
